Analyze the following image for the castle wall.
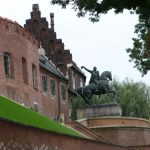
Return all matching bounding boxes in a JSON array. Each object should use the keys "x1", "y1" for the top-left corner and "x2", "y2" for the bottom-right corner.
[
  {"x1": 0, "y1": 119, "x2": 127, "y2": 150},
  {"x1": 0, "y1": 17, "x2": 42, "y2": 112},
  {"x1": 0, "y1": 16, "x2": 70, "y2": 121}
]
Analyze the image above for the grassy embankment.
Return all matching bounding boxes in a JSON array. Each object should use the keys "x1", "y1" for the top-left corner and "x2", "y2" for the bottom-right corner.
[{"x1": 0, "y1": 95, "x2": 82, "y2": 137}]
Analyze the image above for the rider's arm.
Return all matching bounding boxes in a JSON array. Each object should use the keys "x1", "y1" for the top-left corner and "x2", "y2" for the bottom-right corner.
[{"x1": 81, "y1": 66, "x2": 92, "y2": 73}]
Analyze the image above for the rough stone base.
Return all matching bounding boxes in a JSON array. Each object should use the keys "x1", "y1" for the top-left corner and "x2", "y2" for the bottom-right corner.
[{"x1": 77, "y1": 102, "x2": 122, "y2": 119}]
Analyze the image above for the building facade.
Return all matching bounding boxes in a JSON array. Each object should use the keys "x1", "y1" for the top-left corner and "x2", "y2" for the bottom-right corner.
[
  {"x1": 0, "y1": 3, "x2": 86, "y2": 122},
  {"x1": 24, "y1": 4, "x2": 86, "y2": 115},
  {"x1": 39, "y1": 54, "x2": 69, "y2": 121},
  {"x1": 0, "y1": 17, "x2": 69, "y2": 122}
]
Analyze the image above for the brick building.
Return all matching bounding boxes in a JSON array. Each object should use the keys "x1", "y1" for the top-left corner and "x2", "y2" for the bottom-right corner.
[
  {"x1": 39, "y1": 53, "x2": 69, "y2": 121},
  {"x1": 0, "y1": 17, "x2": 42, "y2": 109},
  {"x1": 0, "y1": 16, "x2": 70, "y2": 122},
  {"x1": 0, "y1": 4, "x2": 150, "y2": 150},
  {"x1": 0, "y1": 4, "x2": 86, "y2": 122},
  {"x1": 24, "y1": 4, "x2": 86, "y2": 110}
]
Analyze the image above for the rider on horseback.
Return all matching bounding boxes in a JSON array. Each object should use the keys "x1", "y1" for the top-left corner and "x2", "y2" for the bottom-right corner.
[{"x1": 81, "y1": 66, "x2": 100, "y2": 92}]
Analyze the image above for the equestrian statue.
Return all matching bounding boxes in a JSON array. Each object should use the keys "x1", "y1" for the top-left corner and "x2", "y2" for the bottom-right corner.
[{"x1": 77, "y1": 66, "x2": 116, "y2": 105}]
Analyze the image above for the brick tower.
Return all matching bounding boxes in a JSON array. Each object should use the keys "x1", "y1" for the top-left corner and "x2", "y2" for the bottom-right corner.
[{"x1": 24, "y1": 4, "x2": 72, "y2": 75}]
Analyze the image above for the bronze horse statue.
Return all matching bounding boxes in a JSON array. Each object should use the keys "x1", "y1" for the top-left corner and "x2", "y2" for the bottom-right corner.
[{"x1": 77, "y1": 71, "x2": 116, "y2": 105}]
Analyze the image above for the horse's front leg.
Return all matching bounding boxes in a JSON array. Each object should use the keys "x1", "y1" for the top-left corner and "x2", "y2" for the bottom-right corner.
[
  {"x1": 80, "y1": 89, "x2": 89, "y2": 104},
  {"x1": 104, "y1": 87, "x2": 114, "y2": 102},
  {"x1": 111, "y1": 91, "x2": 116, "y2": 99}
]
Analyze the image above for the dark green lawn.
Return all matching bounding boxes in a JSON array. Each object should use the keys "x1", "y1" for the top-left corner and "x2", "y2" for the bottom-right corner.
[{"x1": 0, "y1": 95, "x2": 82, "y2": 137}]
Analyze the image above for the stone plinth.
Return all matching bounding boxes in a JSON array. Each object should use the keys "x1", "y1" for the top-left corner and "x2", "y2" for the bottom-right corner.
[{"x1": 77, "y1": 102, "x2": 122, "y2": 119}]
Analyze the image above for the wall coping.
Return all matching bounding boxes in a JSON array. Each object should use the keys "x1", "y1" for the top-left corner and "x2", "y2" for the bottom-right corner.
[
  {"x1": 0, "y1": 16, "x2": 38, "y2": 46},
  {"x1": 78, "y1": 117, "x2": 150, "y2": 128},
  {"x1": 78, "y1": 116, "x2": 150, "y2": 123},
  {"x1": 90, "y1": 125, "x2": 150, "y2": 129}
]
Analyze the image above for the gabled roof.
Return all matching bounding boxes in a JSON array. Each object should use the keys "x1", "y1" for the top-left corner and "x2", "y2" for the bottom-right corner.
[
  {"x1": 67, "y1": 62, "x2": 86, "y2": 79},
  {"x1": 39, "y1": 55, "x2": 68, "y2": 81}
]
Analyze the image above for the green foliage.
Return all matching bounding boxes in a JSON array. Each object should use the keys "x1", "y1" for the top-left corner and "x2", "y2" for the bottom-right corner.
[
  {"x1": 51, "y1": 0, "x2": 150, "y2": 74},
  {"x1": 71, "y1": 96, "x2": 87, "y2": 120},
  {"x1": 126, "y1": 6, "x2": 150, "y2": 75},
  {"x1": 115, "y1": 79, "x2": 150, "y2": 119},
  {"x1": 72, "y1": 79, "x2": 150, "y2": 120},
  {"x1": 51, "y1": 0, "x2": 147, "y2": 22},
  {"x1": 0, "y1": 95, "x2": 82, "y2": 137}
]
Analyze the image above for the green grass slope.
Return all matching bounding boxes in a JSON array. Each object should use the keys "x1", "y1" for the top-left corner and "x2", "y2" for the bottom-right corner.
[{"x1": 0, "y1": 95, "x2": 82, "y2": 137}]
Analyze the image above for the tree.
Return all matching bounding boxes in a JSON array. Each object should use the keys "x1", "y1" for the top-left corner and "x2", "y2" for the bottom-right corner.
[
  {"x1": 126, "y1": 8, "x2": 150, "y2": 75},
  {"x1": 51, "y1": 0, "x2": 150, "y2": 75},
  {"x1": 71, "y1": 96, "x2": 86, "y2": 120},
  {"x1": 115, "y1": 79, "x2": 150, "y2": 119},
  {"x1": 51, "y1": 0, "x2": 147, "y2": 22},
  {"x1": 71, "y1": 79, "x2": 150, "y2": 120}
]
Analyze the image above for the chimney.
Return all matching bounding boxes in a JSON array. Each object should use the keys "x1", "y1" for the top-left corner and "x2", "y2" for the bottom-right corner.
[
  {"x1": 32, "y1": 4, "x2": 39, "y2": 12},
  {"x1": 50, "y1": 13, "x2": 54, "y2": 31}
]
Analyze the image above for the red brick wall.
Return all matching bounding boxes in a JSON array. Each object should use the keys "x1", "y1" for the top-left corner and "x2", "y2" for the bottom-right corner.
[
  {"x1": 83, "y1": 117, "x2": 150, "y2": 127},
  {"x1": 24, "y1": 4, "x2": 86, "y2": 113},
  {"x1": 0, "y1": 17, "x2": 70, "y2": 122},
  {"x1": 40, "y1": 68, "x2": 69, "y2": 121},
  {"x1": 78, "y1": 117, "x2": 150, "y2": 147},
  {"x1": 92, "y1": 126, "x2": 150, "y2": 146},
  {"x1": 0, "y1": 119, "x2": 128, "y2": 150},
  {"x1": 0, "y1": 18, "x2": 42, "y2": 112}
]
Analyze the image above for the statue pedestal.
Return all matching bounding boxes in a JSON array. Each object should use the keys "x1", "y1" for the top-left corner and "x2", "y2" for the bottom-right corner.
[{"x1": 77, "y1": 102, "x2": 122, "y2": 119}]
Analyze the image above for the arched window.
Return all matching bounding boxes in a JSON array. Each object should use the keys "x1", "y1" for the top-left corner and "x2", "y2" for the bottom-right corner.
[
  {"x1": 32, "y1": 64, "x2": 38, "y2": 89},
  {"x1": 40, "y1": 28, "x2": 47, "y2": 39},
  {"x1": 33, "y1": 20, "x2": 39, "y2": 37},
  {"x1": 49, "y1": 40, "x2": 55, "y2": 61},
  {"x1": 22, "y1": 57, "x2": 28, "y2": 84},
  {"x1": 3, "y1": 52, "x2": 14, "y2": 76},
  {"x1": 57, "y1": 50, "x2": 63, "y2": 63},
  {"x1": 33, "y1": 20, "x2": 39, "y2": 31},
  {"x1": 49, "y1": 40, "x2": 55, "y2": 50}
]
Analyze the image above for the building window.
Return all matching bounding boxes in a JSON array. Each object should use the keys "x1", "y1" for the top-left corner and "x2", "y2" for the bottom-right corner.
[
  {"x1": 72, "y1": 71, "x2": 76, "y2": 89},
  {"x1": 49, "y1": 40, "x2": 55, "y2": 50},
  {"x1": 57, "y1": 50, "x2": 63, "y2": 63},
  {"x1": 80, "y1": 78, "x2": 84, "y2": 87},
  {"x1": 22, "y1": 57, "x2": 28, "y2": 84},
  {"x1": 40, "y1": 28, "x2": 47, "y2": 39},
  {"x1": 49, "y1": 40, "x2": 55, "y2": 61},
  {"x1": 60, "y1": 84, "x2": 66, "y2": 101},
  {"x1": 32, "y1": 64, "x2": 38, "y2": 89},
  {"x1": 3, "y1": 52, "x2": 13, "y2": 76},
  {"x1": 42, "y1": 75, "x2": 47, "y2": 93},
  {"x1": 33, "y1": 20, "x2": 39, "y2": 33},
  {"x1": 50, "y1": 79, "x2": 56, "y2": 97}
]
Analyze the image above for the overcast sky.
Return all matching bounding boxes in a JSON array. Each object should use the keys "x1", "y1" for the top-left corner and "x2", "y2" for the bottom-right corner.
[{"x1": 0, "y1": 0, "x2": 150, "y2": 85}]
